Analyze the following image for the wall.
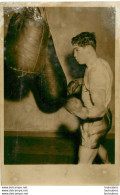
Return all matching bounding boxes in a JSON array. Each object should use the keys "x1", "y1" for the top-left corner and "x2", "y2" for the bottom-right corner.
[{"x1": 4, "y1": 7, "x2": 115, "y2": 133}]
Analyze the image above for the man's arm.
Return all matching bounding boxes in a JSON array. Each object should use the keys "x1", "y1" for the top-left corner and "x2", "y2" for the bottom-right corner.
[
  {"x1": 71, "y1": 89, "x2": 106, "y2": 119},
  {"x1": 72, "y1": 67, "x2": 107, "y2": 119},
  {"x1": 65, "y1": 71, "x2": 107, "y2": 119},
  {"x1": 87, "y1": 89, "x2": 106, "y2": 118}
]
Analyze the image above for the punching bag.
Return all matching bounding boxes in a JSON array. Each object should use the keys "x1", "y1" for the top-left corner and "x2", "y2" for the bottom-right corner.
[
  {"x1": 4, "y1": 7, "x2": 49, "y2": 100},
  {"x1": 5, "y1": 7, "x2": 49, "y2": 77},
  {"x1": 4, "y1": 63, "x2": 30, "y2": 100},
  {"x1": 31, "y1": 35, "x2": 67, "y2": 113},
  {"x1": 5, "y1": 7, "x2": 67, "y2": 111}
]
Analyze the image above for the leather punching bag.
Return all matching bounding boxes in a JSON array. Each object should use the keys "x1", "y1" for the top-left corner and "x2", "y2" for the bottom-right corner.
[
  {"x1": 5, "y1": 7, "x2": 49, "y2": 77},
  {"x1": 4, "y1": 63, "x2": 30, "y2": 100},
  {"x1": 4, "y1": 7, "x2": 49, "y2": 100},
  {"x1": 5, "y1": 7, "x2": 67, "y2": 111}
]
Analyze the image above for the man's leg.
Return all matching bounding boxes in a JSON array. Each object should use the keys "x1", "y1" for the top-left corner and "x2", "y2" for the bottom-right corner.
[
  {"x1": 78, "y1": 109, "x2": 112, "y2": 164},
  {"x1": 78, "y1": 146, "x2": 98, "y2": 164},
  {"x1": 98, "y1": 144, "x2": 110, "y2": 164},
  {"x1": 79, "y1": 124, "x2": 98, "y2": 164}
]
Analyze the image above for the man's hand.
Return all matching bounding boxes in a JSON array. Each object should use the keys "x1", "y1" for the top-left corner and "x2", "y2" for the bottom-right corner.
[
  {"x1": 73, "y1": 107, "x2": 88, "y2": 119},
  {"x1": 65, "y1": 97, "x2": 83, "y2": 114},
  {"x1": 64, "y1": 97, "x2": 88, "y2": 119}
]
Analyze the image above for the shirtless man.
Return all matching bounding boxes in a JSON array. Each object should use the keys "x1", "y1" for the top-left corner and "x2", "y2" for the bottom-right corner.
[{"x1": 65, "y1": 32, "x2": 113, "y2": 164}]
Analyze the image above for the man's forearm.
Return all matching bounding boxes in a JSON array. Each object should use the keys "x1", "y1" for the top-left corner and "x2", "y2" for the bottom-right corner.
[
  {"x1": 73, "y1": 105, "x2": 106, "y2": 119},
  {"x1": 87, "y1": 105, "x2": 106, "y2": 118}
]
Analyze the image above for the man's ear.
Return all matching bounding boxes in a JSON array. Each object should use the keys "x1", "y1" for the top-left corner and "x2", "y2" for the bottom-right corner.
[{"x1": 85, "y1": 45, "x2": 93, "y2": 54}]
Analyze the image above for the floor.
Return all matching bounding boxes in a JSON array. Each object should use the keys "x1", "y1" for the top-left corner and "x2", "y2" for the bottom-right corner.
[{"x1": 4, "y1": 131, "x2": 115, "y2": 164}]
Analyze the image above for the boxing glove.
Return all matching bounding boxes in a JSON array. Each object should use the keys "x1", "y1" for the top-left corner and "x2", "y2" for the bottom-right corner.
[{"x1": 67, "y1": 79, "x2": 83, "y2": 96}]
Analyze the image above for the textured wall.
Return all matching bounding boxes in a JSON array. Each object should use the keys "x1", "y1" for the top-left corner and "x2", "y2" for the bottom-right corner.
[{"x1": 4, "y1": 7, "x2": 115, "y2": 133}]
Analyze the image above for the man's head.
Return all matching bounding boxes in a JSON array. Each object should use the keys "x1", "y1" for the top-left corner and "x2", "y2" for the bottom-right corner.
[{"x1": 71, "y1": 32, "x2": 97, "y2": 64}]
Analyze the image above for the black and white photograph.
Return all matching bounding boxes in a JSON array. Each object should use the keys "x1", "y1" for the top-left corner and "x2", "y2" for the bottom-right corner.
[{"x1": 1, "y1": 3, "x2": 119, "y2": 186}]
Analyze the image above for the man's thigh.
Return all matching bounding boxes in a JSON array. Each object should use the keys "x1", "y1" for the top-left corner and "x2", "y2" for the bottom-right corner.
[{"x1": 81, "y1": 118, "x2": 108, "y2": 149}]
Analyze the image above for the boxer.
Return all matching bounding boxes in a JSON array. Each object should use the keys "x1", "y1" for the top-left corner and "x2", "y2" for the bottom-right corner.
[{"x1": 65, "y1": 32, "x2": 113, "y2": 164}]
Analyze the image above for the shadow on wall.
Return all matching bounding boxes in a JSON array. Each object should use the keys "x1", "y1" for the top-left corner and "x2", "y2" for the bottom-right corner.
[
  {"x1": 30, "y1": 36, "x2": 67, "y2": 113},
  {"x1": 66, "y1": 53, "x2": 86, "y2": 79}
]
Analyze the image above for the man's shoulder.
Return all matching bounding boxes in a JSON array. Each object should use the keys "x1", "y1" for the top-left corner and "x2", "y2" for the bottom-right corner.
[
  {"x1": 88, "y1": 58, "x2": 113, "y2": 88},
  {"x1": 98, "y1": 58, "x2": 111, "y2": 69},
  {"x1": 97, "y1": 58, "x2": 113, "y2": 79},
  {"x1": 97, "y1": 57, "x2": 109, "y2": 64},
  {"x1": 89, "y1": 58, "x2": 111, "y2": 76},
  {"x1": 88, "y1": 58, "x2": 111, "y2": 85}
]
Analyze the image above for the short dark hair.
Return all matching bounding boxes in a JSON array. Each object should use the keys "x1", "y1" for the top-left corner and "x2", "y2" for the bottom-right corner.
[{"x1": 71, "y1": 32, "x2": 96, "y2": 50}]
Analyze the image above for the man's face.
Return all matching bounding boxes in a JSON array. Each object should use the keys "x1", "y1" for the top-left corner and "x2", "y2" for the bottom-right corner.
[{"x1": 73, "y1": 45, "x2": 87, "y2": 64}]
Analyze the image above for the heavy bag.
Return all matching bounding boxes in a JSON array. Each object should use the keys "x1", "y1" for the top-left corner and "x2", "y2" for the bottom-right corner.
[
  {"x1": 4, "y1": 7, "x2": 49, "y2": 100},
  {"x1": 4, "y1": 63, "x2": 30, "y2": 100},
  {"x1": 4, "y1": 7, "x2": 49, "y2": 77},
  {"x1": 31, "y1": 36, "x2": 67, "y2": 113}
]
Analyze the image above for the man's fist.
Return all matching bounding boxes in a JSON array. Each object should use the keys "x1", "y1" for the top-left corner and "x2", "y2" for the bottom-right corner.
[{"x1": 65, "y1": 97, "x2": 83, "y2": 114}]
